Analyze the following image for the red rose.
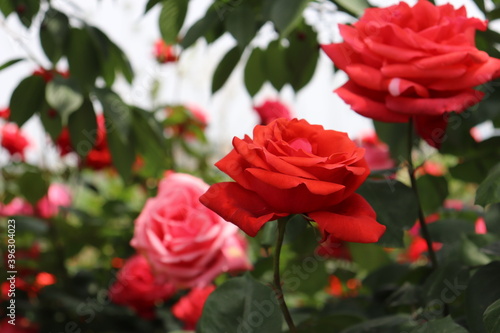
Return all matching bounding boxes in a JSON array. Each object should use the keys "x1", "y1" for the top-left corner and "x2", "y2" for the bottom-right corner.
[
  {"x1": 321, "y1": 0, "x2": 500, "y2": 148},
  {"x1": 131, "y1": 172, "x2": 252, "y2": 288},
  {"x1": 108, "y1": 254, "x2": 176, "y2": 319},
  {"x1": 153, "y1": 39, "x2": 178, "y2": 64},
  {"x1": 1, "y1": 123, "x2": 30, "y2": 160},
  {"x1": 253, "y1": 99, "x2": 293, "y2": 125},
  {"x1": 200, "y1": 118, "x2": 386, "y2": 243},
  {"x1": 0, "y1": 107, "x2": 10, "y2": 120},
  {"x1": 172, "y1": 285, "x2": 215, "y2": 330}
]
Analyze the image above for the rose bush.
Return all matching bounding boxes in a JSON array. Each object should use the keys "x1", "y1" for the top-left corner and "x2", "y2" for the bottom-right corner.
[
  {"x1": 321, "y1": 0, "x2": 500, "y2": 147},
  {"x1": 200, "y1": 118, "x2": 386, "y2": 243},
  {"x1": 131, "y1": 172, "x2": 252, "y2": 288}
]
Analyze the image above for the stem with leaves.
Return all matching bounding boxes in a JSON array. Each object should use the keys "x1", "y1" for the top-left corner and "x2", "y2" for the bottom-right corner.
[
  {"x1": 273, "y1": 218, "x2": 297, "y2": 333},
  {"x1": 407, "y1": 120, "x2": 438, "y2": 269}
]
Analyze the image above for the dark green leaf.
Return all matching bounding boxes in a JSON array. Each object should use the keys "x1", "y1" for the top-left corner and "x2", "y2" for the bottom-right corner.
[
  {"x1": 145, "y1": 0, "x2": 161, "y2": 13},
  {"x1": 410, "y1": 316, "x2": 468, "y2": 333},
  {"x1": 484, "y1": 298, "x2": 500, "y2": 333},
  {"x1": 94, "y1": 87, "x2": 131, "y2": 142},
  {"x1": 199, "y1": 274, "x2": 282, "y2": 333},
  {"x1": 9, "y1": 75, "x2": 46, "y2": 126},
  {"x1": 357, "y1": 179, "x2": 419, "y2": 247},
  {"x1": 180, "y1": 9, "x2": 219, "y2": 48},
  {"x1": 105, "y1": 117, "x2": 135, "y2": 182},
  {"x1": 0, "y1": 0, "x2": 15, "y2": 17},
  {"x1": 331, "y1": 0, "x2": 371, "y2": 17},
  {"x1": 264, "y1": 40, "x2": 289, "y2": 91},
  {"x1": 0, "y1": 58, "x2": 24, "y2": 71},
  {"x1": 423, "y1": 261, "x2": 468, "y2": 305},
  {"x1": 297, "y1": 314, "x2": 364, "y2": 332},
  {"x1": 427, "y1": 219, "x2": 475, "y2": 243},
  {"x1": 40, "y1": 9, "x2": 69, "y2": 63},
  {"x1": 67, "y1": 98, "x2": 97, "y2": 158},
  {"x1": 18, "y1": 170, "x2": 49, "y2": 204},
  {"x1": 39, "y1": 103, "x2": 63, "y2": 140},
  {"x1": 225, "y1": 4, "x2": 256, "y2": 49},
  {"x1": 244, "y1": 47, "x2": 266, "y2": 96},
  {"x1": 11, "y1": 216, "x2": 49, "y2": 234},
  {"x1": 341, "y1": 314, "x2": 417, "y2": 333},
  {"x1": 211, "y1": 46, "x2": 242, "y2": 93},
  {"x1": 348, "y1": 243, "x2": 391, "y2": 272},
  {"x1": 159, "y1": 0, "x2": 188, "y2": 44},
  {"x1": 476, "y1": 163, "x2": 500, "y2": 206},
  {"x1": 45, "y1": 76, "x2": 84, "y2": 123},
  {"x1": 416, "y1": 175, "x2": 449, "y2": 215},
  {"x1": 14, "y1": 0, "x2": 39, "y2": 27},
  {"x1": 373, "y1": 121, "x2": 413, "y2": 162},
  {"x1": 465, "y1": 261, "x2": 500, "y2": 333},
  {"x1": 67, "y1": 28, "x2": 100, "y2": 87},
  {"x1": 270, "y1": 0, "x2": 309, "y2": 37}
]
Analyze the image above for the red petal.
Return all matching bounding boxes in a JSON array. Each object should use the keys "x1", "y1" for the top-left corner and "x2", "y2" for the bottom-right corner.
[
  {"x1": 199, "y1": 182, "x2": 285, "y2": 237},
  {"x1": 413, "y1": 114, "x2": 448, "y2": 149},
  {"x1": 309, "y1": 193, "x2": 386, "y2": 243}
]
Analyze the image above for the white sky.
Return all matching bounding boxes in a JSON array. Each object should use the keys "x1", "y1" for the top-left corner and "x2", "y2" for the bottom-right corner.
[{"x1": 0, "y1": 0, "x2": 490, "y2": 165}]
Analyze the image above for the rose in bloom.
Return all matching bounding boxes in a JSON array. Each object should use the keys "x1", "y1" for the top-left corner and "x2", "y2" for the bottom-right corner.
[
  {"x1": 200, "y1": 118, "x2": 386, "y2": 243},
  {"x1": 253, "y1": 99, "x2": 293, "y2": 125},
  {"x1": 321, "y1": 1, "x2": 500, "y2": 148},
  {"x1": 153, "y1": 39, "x2": 178, "y2": 64},
  {"x1": 55, "y1": 114, "x2": 112, "y2": 169},
  {"x1": 131, "y1": 172, "x2": 252, "y2": 288},
  {"x1": 109, "y1": 254, "x2": 176, "y2": 319},
  {"x1": 0, "y1": 107, "x2": 10, "y2": 120},
  {"x1": 1, "y1": 123, "x2": 30, "y2": 160},
  {"x1": 172, "y1": 285, "x2": 215, "y2": 330},
  {"x1": 355, "y1": 132, "x2": 394, "y2": 171},
  {"x1": 0, "y1": 183, "x2": 71, "y2": 219}
]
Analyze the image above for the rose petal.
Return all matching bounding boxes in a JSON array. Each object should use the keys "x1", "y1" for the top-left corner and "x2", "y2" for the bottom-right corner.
[
  {"x1": 413, "y1": 114, "x2": 449, "y2": 148},
  {"x1": 309, "y1": 193, "x2": 386, "y2": 243}
]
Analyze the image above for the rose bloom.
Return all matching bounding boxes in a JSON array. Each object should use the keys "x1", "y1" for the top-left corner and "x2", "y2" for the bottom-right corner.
[
  {"x1": 172, "y1": 285, "x2": 215, "y2": 330},
  {"x1": 0, "y1": 183, "x2": 71, "y2": 219},
  {"x1": 109, "y1": 254, "x2": 176, "y2": 319},
  {"x1": 55, "y1": 114, "x2": 112, "y2": 169},
  {"x1": 131, "y1": 172, "x2": 252, "y2": 288},
  {"x1": 253, "y1": 99, "x2": 293, "y2": 125},
  {"x1": 1, "y1": 123, "x2": 30, "y2": 160},
  {"x1": 0, "y1": 107, "x2": 10, "y2": 120},
  {"x1": 153, "y1": 39, "x2": 178, "y2": 63},
  {"x1": 200, "y1": 118, "x2": 386, "y2": 243},
  {"x1": 321, "y1": 1, "x2": 500, "y2": 148},
  {"x1": 355, "y1": 132, "x2": 394, "y2": 171}
]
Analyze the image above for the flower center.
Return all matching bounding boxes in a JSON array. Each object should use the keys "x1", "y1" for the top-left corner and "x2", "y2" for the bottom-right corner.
[{"x1": 289, "y1": 137, "x2": 312, "y2": 153}]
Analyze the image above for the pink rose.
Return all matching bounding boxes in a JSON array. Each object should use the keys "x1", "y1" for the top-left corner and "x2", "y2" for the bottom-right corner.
[
  {"x1": 253, "y1": 99, "x2": 293, "y2": 125},
  {"x1": 355, "y1": 132, "x2": 394, "y2": 171},
  {"x1": 172, "y1": 285, "x2": 215, "y2": 330},
  {"x1": 109, "y1": 254, "x2": 176, "y2": 319},
  {"x1": 131, "y1": 172, "x2": 252, "y2": 288}
]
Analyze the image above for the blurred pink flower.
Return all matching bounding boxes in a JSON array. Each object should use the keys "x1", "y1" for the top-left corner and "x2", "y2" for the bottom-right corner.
[
  {"x1": 355, "y1": 132, "x2": 394, "y2": 171},
  {"x1": 253, "y1": 100, "x2": 293, "y2": 125},
  {"x1": 131, "y1": 172, "x2": 252, "y2": 288},
  {"x1": 1, "y1": 123, "x2": 30, "y2": 160}
]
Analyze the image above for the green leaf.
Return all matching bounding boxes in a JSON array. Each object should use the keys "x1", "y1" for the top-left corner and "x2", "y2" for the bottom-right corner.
[
  {"x1": 342, "y1": 315, "x2": 417, "y2": 333},
  {"x1": 297, "y1": 314, "x2": 364, "y2": 332},
  {"x1": 11, "y1": 216, "x2": 49, "y2": 234},
  {"x1": 244, "y1": 47, "x2": 266, "y2": 96},
  {"x1": 348, "y1": 243, "x2": 391, "y2": 272},
  {"x1": 18, "y1": 170, "x2": 49, "y2": 204},
  {"x1": 484, "y1": 298, "x2": 500, "y2": 333},
  {"x1": 14, "y1": 0, "x2": 40, "y2": 28},
  {"x1": 45, "y1": 76, "x2": 84, "y2": 123},
  {"x1": 264, "y1": 40, "x2": 289, "y2": 91},
  {"x1": 67, "y1": 28, "x2": 100, "y2": 87},
  {"x1": 94, "y1": 88, "x2": 131, "y2": 142},
  {"x1": 357, "y1": 179, "x2": 419, "y2": 247},
  {"x1": 423, "y1": 261, "x2": 469, "y2": 305},
  {"x1": 180, "y1": 9, "x2": 219, "y2": 48},
  {"x1": 199, "y1": 274, "x2": 282, "y2": 333},
  {"x1": 225, "y1": 4, "x2": 256, "y2": 49},
  {"x1": 0, "y1": 0, "x2": 15, "y2": 17},
  {"x1": 476, "y1": 163, "x2": 500, "y2": 206},
  {"x1": 105, "y1": 117, "x2": 135, "y2": 182},
  {"x1": 270, "y1": 0, "x2": 309, "y2": 37},
  {"x1": 373, "y1": 121, "x2": 414, "y2": 161},
  {"x1": 211, "y1": 46, "x2": 242, "y2": 93},
  {"x1": 427, "y1": 219, "x2": 475, "y2": 243},
  {"x1": 416, "y1": 175, "x2": 449, "y2": 215},
  {"x1": 145, "y1": 0, "x2": 161, "y2": 13},
  {"x1": 39, "y1": 103, "x2": 63, "y2": 140},
  {"x1": 0, "y1": 58, "x2": 24, "y2": 71},
  {"x1": 9, "y1": 75, "x2": 46, "y2": 126},
  {"x1": 331, "y1": 0, "x2": 371, "y2": 17},
  {"x1": 67, "y1": 98, "x2": 97, "y2": 158},
  {"x1": 465, "y1": 261, "x2": 500, "y2": 333},
  {"x1": 39, "y1": 9, "x2": 69, "y2": 64},
  {"x1": 159, "y1": 0, "x2": 188, "y2": 44},
  {"x1": 286, "y1": 22, "x2": 319, "y2": 92},
  {"x1": 410, "y1": 316, "x2": 468, "y2": 333}
]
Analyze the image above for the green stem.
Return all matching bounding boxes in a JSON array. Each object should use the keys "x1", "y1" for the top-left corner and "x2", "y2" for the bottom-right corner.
[
  {"x1": 407, "y1": 120, "x2": 438, "y2": 269},
  {"x1": 273, "y1": 218, "x2": 297, "y2": 333}
]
